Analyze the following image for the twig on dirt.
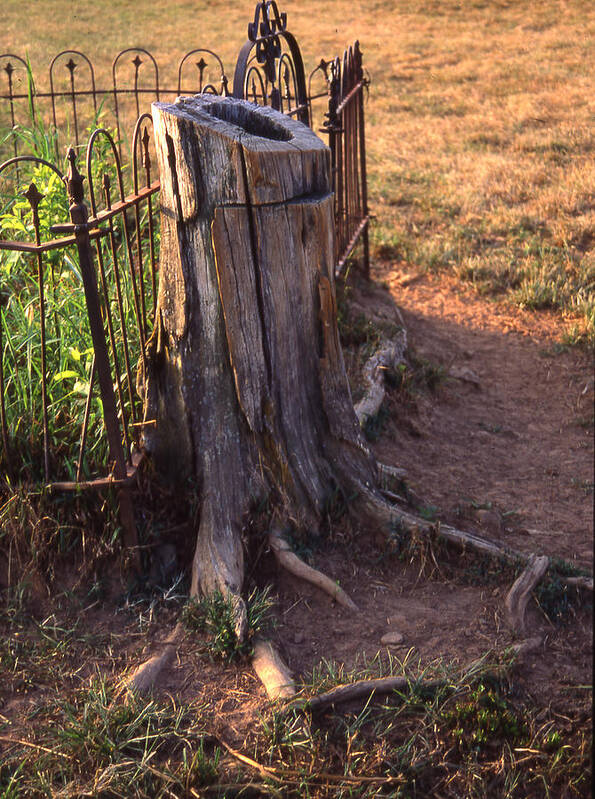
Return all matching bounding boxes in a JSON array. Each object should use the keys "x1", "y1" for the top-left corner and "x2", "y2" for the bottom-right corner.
[
  {"x1": 505, "y1": 555, "x2": 550, "y2": 635},
  {"x1": 216, "y1": 736, "x2": 403, "y2": 786},
  {"x1": 217, "y1": 737, "x2": 283, "y2": 782},
  {"x1": 0, "y1": 735, "x2": 69, "y2": 758},
  {"x1": 268, "y1": 529, "x2": 359, "y2": 611}
]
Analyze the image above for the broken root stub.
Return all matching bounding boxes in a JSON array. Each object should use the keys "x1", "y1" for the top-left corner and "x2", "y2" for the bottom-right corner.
[
  {"x1": 252, "y1": 638, "x2": 295, "y2": 700},
  {"x1": 354, "y1": 334, "x2": 407, "y2": 426},
  {"x1": 507, "y1": 636, "x2": 543, "y2": 659},
  {"x1": 124, "y1": 623, "x2": 184, "y2": 695},
  {"x1": 505, "y1": 555, "x2": 550, "y2": 635},
  {"x1": 268, "y1": 529, "x2": 359, "y2": 611}
]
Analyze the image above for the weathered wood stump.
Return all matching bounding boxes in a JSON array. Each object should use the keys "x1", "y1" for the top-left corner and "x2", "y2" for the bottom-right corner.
[
  {"x1": 127, "y1": 96, "x2": 592, "y2": 696},
  {"x1": 145, "y1": 96, "x2": 379, "y2": 636}
]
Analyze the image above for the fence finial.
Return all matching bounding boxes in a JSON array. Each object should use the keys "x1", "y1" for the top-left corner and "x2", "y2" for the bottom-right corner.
[
  {"x1": 66, "y1": 147, "x2": 84, "y2": 200},
  {"x1": 248, "y1": 0, "x2": 287, "y2": 87},
  {"x1": 141, "y1": 126, "x2": 151, "y2": 183},
  {"x1": 65, "y1": 147, "x2": 88, "y2": 224},
  {"x1": 23, "y1": 181, "x2": 44, "y2": 213}
]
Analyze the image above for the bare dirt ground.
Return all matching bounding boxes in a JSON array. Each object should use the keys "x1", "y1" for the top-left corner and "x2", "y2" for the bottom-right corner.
[
  {"x1": 1, "y1": 265, "x2": 592, "y2": 774},
  {"x1": 374, "y1": 262, "x2": 593, "y2": 569}
]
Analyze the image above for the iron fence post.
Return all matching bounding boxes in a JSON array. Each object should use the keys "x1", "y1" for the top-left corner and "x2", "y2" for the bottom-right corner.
[
  {"x1": 355, "y1": 42, "x2": 370, "y2": 279},
  {"x1": 323, "y1": 60, "x2": 342, "y2": 267},
  {"x1": 65, "y1": 147, "x2": 139, "y2": 568}
]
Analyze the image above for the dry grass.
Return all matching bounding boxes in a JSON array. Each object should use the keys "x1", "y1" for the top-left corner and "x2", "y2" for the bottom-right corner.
[{"x1": 3, "y1": 0, "x2": 593, "y2": 337}]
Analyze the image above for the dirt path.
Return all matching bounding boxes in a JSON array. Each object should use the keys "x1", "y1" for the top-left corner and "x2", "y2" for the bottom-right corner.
[
  {"x1": 258, "y1": 266, "x2": 593, "y2": 719},
  {"x1": 374, "y1": 264, "x2": 593, "y2": 569}
]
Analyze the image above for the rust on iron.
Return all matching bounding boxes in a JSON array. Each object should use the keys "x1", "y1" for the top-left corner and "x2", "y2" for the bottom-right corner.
[
  {"x1": 65, "y1": 146, "x2": 140, "y2": 561},
  {"x1": 233, "y1": 0, "x2": 309, "y2": 125}
]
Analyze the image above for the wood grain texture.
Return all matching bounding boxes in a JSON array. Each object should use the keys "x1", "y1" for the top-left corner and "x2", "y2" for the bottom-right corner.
[{"x1": 147, "y1": 95, "x2": 380, "y2": 611}]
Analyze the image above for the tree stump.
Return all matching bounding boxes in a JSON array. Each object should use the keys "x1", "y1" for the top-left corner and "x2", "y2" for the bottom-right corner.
[
  {"x1": 129, "y1": 96, "x2": 591, "y2": 696},
  {"x1": 145, "y1": 96, "x2": 381, "y2": 632}
]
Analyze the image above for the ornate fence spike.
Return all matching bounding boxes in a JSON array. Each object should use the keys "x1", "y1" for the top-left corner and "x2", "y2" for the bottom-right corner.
[
  {"x1": 248, "y1": 0, "x2": 287, "y2": 42},
  {"x1": 247, "y1": 0, "x2": 286, "y2": 88},
  {"x1": 66, "y1": 146, "x2": 86, "y2": 211},
  {"x1": 196, "y1": 57, "x2": 207, "y2": 91},
  {"x1": 23, "y1": 181, "x2": 44, "y2": 214},
  {"x1": 102, "y1": 172, "x2": 112, "y2": 209},
  {"x1": 141, "y1": 126, "x2": 151, "y2": 183}
]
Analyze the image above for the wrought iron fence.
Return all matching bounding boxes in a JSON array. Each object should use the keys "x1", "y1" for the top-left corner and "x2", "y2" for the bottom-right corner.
[
  {"x1": 324, "y1": 42, "x2": 370, "y2": 276},
  {"x1": 0, "y1": 0, "x2": 370, "y2": 542},
  {"x1": 0, "y1": 118, "x2": 158, "y2": 551}
]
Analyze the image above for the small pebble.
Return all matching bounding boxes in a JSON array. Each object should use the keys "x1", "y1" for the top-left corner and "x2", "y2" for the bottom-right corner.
[{"x1": 381, "y1": 631, "x2": 404, "y2": 646}]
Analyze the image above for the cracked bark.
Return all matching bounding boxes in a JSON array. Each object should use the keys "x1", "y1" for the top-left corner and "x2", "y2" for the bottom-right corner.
[
  {"x1": 129, "y1": 96, "x2": 591, "y2": 696},
  {"x1": 143, "y1": 96, "x2": 380, "y2": 633}
]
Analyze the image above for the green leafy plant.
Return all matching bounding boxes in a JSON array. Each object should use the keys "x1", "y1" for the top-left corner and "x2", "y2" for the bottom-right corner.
[
  {"x1": 439, "y1": 681, "x2": 527, "y2": 752},
  {"x1": 181, "y1": 585, "x2": 274, "y2": 660},
  {"x1": 1, "y1": 88, "x2": 156, "y2": 483}
]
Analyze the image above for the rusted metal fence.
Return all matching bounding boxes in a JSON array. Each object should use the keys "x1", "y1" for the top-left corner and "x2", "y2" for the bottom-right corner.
[
  {"x1": 0, "y1": 1, "x2": 370, "y2": 539},
  {"x1": 323, "y1": 42, "x2": 370, "y2": 276}
]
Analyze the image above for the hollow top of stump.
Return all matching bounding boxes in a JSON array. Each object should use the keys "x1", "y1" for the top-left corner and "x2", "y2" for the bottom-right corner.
[
  {"x1": 152, "y1": 95, "x2": 331, "y2": 208},
  {"x1": 159, "y1": 95, "x2": 326, "y2": 155}
]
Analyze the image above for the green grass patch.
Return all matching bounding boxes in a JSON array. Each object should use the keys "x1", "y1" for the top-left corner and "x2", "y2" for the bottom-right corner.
[{"x1": 181, "y1": 586, "x2": 274, "y2": 661}]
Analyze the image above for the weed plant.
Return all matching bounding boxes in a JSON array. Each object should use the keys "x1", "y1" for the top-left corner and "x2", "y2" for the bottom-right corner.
[
  {"x1": 181, "y1": 585, "x2": 275, "y2": 661},
  {"x1": 0, "y1": 70, "x2": 157, "y2": 484},
  {"x1": 0, "y1": 613, "x2": 590, "y2": 797},
  {"x1": 249, "y1": 652, "x2": 591, "y2": 798}
]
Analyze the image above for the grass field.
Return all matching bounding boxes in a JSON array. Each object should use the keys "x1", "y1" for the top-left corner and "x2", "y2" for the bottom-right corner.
[
  {"x1": 3, "y1": 0, "x2": 593, "y2": 340},
  {"x1": 0, "y1": 1, "x2": 593, "y2": 796}
]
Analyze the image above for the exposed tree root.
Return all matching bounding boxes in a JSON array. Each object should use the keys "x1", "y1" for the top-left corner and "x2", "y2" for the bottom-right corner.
[
  {"x1": 268, "y1": 529, "x2": 359, "y2": 611},
  {"x1": 564, "y1": 575, "x2": 593, "y2": 591},
  {"x1": 361, "y1": 492, "x2": 593, "y2": 594},
  {"x1": 124, "y1": 622, "x2": 184, "y2": 694},
  {"x1": 378, "y1": 487, "x2": 408, "y2": 504},
  {"x1": 296, "y1": 675, "x2": 413, "y2": 712},
  {"x1": 377, "y1": 462, "x2": 408, "y2": 481},
  {"x1": 252, "y1": 638, "x2": 295, "y2": 700},
  {"x1": 507, "y1": 636, "x2": 543, "y2": 658},
  {"x1": 288, "y1": 636, "x2": 548, "y2": 714},
  {"x1": 505, "y1": 555, "x2": 550, "y2": 635},
  {"x1": 354, "y1": 334, "x2": 407, "y2": 425}
]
